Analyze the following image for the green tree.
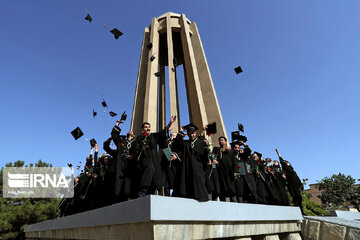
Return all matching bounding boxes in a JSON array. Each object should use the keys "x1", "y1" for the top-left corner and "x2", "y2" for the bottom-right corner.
[
  {"x1": 349, "y1": 186, "x2": 360, "y2": 211},
  {"x1": 0, "y1": 160, "x2": 60, "y2": 240},
  {"x1": 316, "y1": 173, "x2": 356, "y2": 209}
]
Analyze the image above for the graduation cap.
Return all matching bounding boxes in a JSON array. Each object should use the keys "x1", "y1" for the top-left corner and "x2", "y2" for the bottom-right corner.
[
  {"x1": 230, "y1": 141, "x2": 241, "y2": 148},
  {"x1": 149, "y1": 54, "x2": 155, "y2": 62},
  {"x1": 206, "y1": 122, "x2": 217, "y2": 135},
  {"x1": 184, "y1": 123, "x2": 198, "y2": 132},
  {"x1": 102, "y1": 99, "x2": 108, "y2": 108},
  {"x1": 71, "y1": 127, "x2": 84, "y2": 140},
  {"x1": 253, "y1": 151, "x2": 262, "y2": 159},
  {"x1": 234, "y1": 66, "x2": 243, "y2": 74},
  {"x1": 147, "y1": 42, "x2": 153, "y2": 50},
  {"x1": 238, "y1": 135, "x2": 247, "y2": 142},
  {"x1": 238, "y1": 123, "x2": 244, "y2": 132},
  {"x1": 67, "y1": 163, "x2": 73, "y2": 168},
  {"x1": 154, "y1": 72, "x2": 161, "y2": 77},
  {"x1": 110, "y1": 28, "x2": 123, "y2": 39},
  {"x1": 231, "y1": 131, "x2": 240, "y2": 142},
  {"x1": 109, "y1": 111, "x2": 117, "y2": 117},
  {"x1": 90, "y1": 138, "x2": 97, "y2": 148},
  {"x1": 120, "y1": 111, "x2": 127, "y2": 122},
  {"x1": 92, "y1": 108, "x2": 97, "y2": 119},
  {"x1": 84, "y1": 14, "x2": 92, "y2": 23}
]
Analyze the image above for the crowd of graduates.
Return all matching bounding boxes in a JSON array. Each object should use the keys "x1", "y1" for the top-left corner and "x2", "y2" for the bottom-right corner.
[{"x1": 59, "y1": 116, "x2": 304, "y2": 216}]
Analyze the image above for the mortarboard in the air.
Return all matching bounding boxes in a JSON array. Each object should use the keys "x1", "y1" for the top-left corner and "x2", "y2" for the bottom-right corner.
[
  {"x1": 147, "y1": 42, "x2": 153, "y2": 50},
  {"x1": 110, "y1": 28, "x2": 123, "y2": 39},
  {"x1": 67, "y1": 163, "x2": 73, "y2": 168},
  {"x1": 93, "y1": 108, "x2": 97, "y2": 119},
  {"x1": 150, "y1": 54, "x2": 156, "y2": 62},
  {"x1": 234, "y1": 66, "x2": 243, "y2": 74},
  {"x1": 84, "y1": 14, "x2": 92, "y2": 23},
  {"x1": 102, "y1": 99, "x2": 108, "y2": 108},
  {"x1": 184, "y1": 123, "x2": 198, "y2": 132},
  {"x1": 238, "y1": 123, "x2": 244, "y2": 132},
  {"x1": 120, "y1": 111, "x2": 127, "y2": 121},
  {"x1": 206, "y1": 122, "x2": 217, "y2": 135},
  {"x1": 154, "y1": 72, "x2": 161, "y2": 77},
  {"x1": 231, "y1": 131, "x2": 240, "y2": 142},
  {"x1": 238, "y1": 135, "x2": 247, "y2": 143},
  {"x1": 71, "y1": 127, "x2": 84, "y2": 140},
  {"x1": 90, "y1": 138, "x2": 97, "y2": 148},
  {"x1": 109, "y1": 111, "x2": 117, "y2": 117}
]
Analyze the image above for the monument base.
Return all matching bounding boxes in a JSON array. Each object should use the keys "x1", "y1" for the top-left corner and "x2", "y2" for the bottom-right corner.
[{"x1": 25, "y1": 195, "x2": 303, "y2": 240}]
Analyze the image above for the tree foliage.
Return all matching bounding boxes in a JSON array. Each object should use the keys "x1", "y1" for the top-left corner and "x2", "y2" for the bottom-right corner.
[
  {"x1": 0, "y1": 160, "x2": 60, "y2": 240},
  {"x1": 316, "y1": 173, "x2": 357, "y2": 209}
]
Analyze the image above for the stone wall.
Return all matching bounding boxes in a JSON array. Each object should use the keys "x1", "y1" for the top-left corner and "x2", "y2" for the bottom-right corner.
[{"x1": 302, "y1": 216, "x2": 360, "y2": 240}]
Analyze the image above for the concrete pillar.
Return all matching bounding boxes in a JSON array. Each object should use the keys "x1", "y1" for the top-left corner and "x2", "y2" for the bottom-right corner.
[
  {"x1": 143, "y1": 17, "x2": 160, "y2": 132},
  {"x1": 166, "y1": 13, "x2": 180, "y2": 132},
  {"x1": 190, "y1": 22, "x2": 228, "y2": 143},
  {"x1": 179, "y1": 14, "x2": 208, "y2": 130},
  {"x1": 158, "y1": 65, "x2": 166, "y2": 129},
  {"x1": 131, "y1": 28, "x2": 150, "y2": 136},
  {"x1": 131, "y1": 12, "x2": 228, "y2": 141}
]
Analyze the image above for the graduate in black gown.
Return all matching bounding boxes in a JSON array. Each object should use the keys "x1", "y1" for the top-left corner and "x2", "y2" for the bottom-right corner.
[
  {"x1": 213, "y1": 137, "x2": 237, "y2": 202},
  {"x1": 172, "y1": 123, "x2": 209, "y2": 202},
  {"x1": 270, "y1": 159, "x2": 290, "y2": 206},
  {"x1": 162, "y1": 132, "x2": 183, "y2": 196},
  {"x1": 134, "y1": 116, "x2": 176, "y2": 197},
  {"x1": 231, "y1": 141, "x2": 257, "y2": 203},
  {"x1": 252, "y1": 152, "x2": 269, "y2": 204},
  {"x1": 276, "y1": 148, "x2": 303, "y2": 213}
]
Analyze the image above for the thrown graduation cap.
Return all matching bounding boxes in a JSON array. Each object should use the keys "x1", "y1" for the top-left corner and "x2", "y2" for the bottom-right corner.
[
  {"x1": 110, "y1": 28, "x2": 123, "y2": 39},
  {"x1": 90, "y1": 138, "x2": 97, "y2": 148},
  {"x1": 234, "y1": 66, "x2": 243, "y2": 74},
  {"x1": 147, "y1": 42, "x2": 153, "y2": 50},
  {"x1": 120, "y1": 111, "x2": 127, "y2": 121},
  {"x1": 102, "y1": 99, "x2": 108, "y2": 108},
  {"x1": 206, "y1": 122, "x2": 217, "y2": 135},
  {"x1": 154, "y1": 72, "x2": 161, "y2": 77},
  {"x1": 109, "y1": 111, "x2": 117, "y2": 117},
  {"x1": 232, "y1": 131, "x2": 248, "y2": 143},
  {"x1": 92, "y1": 108, "x2": 97, "y2": 119},
  {"x1": 231, "y1": 131, "x2": 240, "y2": 142},
  {"x1": 71, "y1": 127, "x2": 84, "y2": 140},
  {"x1": 184, "y1": 123, "x2": 198, "y2": 132},
  {"x1": 67, "y1": 163, "x2": 73, "y2": 168},
  {"x1": 84, "y1": 14, "x2": 92, "y2": 23},
  {"x1": 238, "y1": 123, "x2": 244, "y2": 132}
]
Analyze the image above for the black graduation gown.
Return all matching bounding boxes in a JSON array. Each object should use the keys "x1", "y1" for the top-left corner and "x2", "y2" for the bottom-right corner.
[
  {"x1": 172, "y1": 135, "x2": 209, "y2": 202},
  {"x1": 252, "y1": 158, "x2": 269, "y2": 204},
  {"x1": 214, "y1": 147, "x2": 236, "y2": 198},
  {"x1": 280, "y1": 157, "x2": 303, "y2": 210},
  {"x1": 272, "y1": 165, "x2": 290, "y2": 206},
  {"x1": 162, "y1": 137, "x2": 183, "y2": 190},
  {"x1": 134, "y1": 128, "x2": 168, "y2": 192},
  {"x1": 233, "y1": 152, "x2": 245, "y2": 196},
  {"x1": 242, "y1": 153, "x2": 258, "y2": 203}
]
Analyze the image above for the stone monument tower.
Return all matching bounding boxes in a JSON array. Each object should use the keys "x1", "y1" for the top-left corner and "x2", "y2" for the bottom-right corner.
[{"x1": 131, "y1": 12, "x2": 227, "y2": 144}]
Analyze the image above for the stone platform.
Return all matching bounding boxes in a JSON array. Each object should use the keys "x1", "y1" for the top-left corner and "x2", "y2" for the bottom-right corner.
[{"x1": 25, "y1": 195, "x2": 303, "y2": 240}]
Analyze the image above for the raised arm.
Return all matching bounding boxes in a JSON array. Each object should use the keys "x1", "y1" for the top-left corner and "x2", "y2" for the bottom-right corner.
[{"x1": 103, "y1": 137, "x2": 117, "y2": 157}]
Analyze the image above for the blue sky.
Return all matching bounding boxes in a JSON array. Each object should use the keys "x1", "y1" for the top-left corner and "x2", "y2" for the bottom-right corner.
[{"x1": 1, "y1": 0, "x2": 359, "y2": 186}]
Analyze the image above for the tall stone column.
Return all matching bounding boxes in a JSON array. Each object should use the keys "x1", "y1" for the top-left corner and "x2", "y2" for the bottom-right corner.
[{"x1": 131, "y1": 12, "x2": 228, "y2": 144}]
